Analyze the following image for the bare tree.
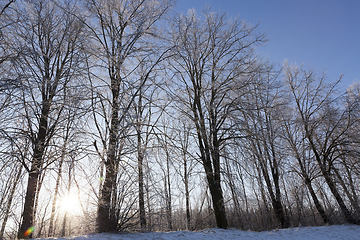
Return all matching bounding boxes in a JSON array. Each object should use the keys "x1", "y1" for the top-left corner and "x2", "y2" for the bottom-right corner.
[
  {"x1": 284, "y1": 63, "x2": 359, "y2": 224},
  {"x1": 136, "y1": 87, "x2": 147, "y2": 230},
  {"x1": 174, "y1": 119, "x2": 197, "y2": 230},
  {"x1": 83, "y1": 0, "x2": 174, "y2": 232},
  {"x1": 238, "y1": 71, "x2": 289, "y2": 228},
  {"x1": 134, "y1": 69, "x2": 166, "y2": 230},
  {"x1": 1, "y1": 0, "x2": 85, "y2": 237},
  {"x1": 2, "y1": 0, "x2": 359, "y2": 234},
  {"x1": 281, "y1": 109, "x2": 329, "y2": 224},
  {"x1": 169, "y1": 9, "x2": 265, "y2": 228},
  {"x1": 154, "y1": 121, "x2": 176, "y2": 231}
]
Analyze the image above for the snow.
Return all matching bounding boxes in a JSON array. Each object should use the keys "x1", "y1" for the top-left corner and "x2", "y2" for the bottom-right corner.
[{"x1": 35, "y1": 225, "x2": 360, "y2": 240}]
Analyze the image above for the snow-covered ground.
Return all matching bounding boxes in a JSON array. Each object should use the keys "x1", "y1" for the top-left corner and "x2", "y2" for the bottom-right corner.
[{"x1": 35, "y1": 225, "x2": 360, "y2": 240}]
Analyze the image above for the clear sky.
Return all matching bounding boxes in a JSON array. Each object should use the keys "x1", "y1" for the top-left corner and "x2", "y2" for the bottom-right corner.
[{"x1": 173, "y1": 0, "x2": 360, "y2": 91}]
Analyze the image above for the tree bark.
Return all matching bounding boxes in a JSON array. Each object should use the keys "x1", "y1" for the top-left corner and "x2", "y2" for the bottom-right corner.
[
  {"x1": 195, "y1": 120, "x2": 228, "y2": 229},
  {"x1": 304, "y1": 177, "x2": 329, "y2": 224},
  {"x1": 97, "y1": 155, "x2": 118, "y2": 232},
  {"x1": 207, "y1": 175, "x2": 228, "y2": 229},
  {"x1": 164, "y1": 148, "x2": 173, "y2": 231},
  {"x1": 137, "y1": 92, "x2": 146, "y2": 230},
  {"x1": 138, "y1": 144, "x2": 146, "y2": 230},
  {"x1": 322, "y1": 168, "x2": 356, "y2": 223},
  {"x1": 97, "y1": 81, "x2": 119, "y2": 232},
  {"x1": 184, "y1": 153, "x2": 191, "y2": 230},
  {"x1": 19, "y1": 102, "x2": 50, "y2": 238},
  {"x1": 192, "y1": 86, "x2": 228, "y2": 229},
  {"x1": 259, "y1": 156, "x2": 287, "y2": 228}
]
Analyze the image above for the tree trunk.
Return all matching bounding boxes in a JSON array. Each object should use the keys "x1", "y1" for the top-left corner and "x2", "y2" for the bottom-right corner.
[
  {"x1": 165, "y1": 149, "x2": 173, "y2": 230},
  {"x1": 323, "y1": 170, "x2": 356, "y2": 223},
  {"x1": 97, "y1": 77, "x2": 120, "y2": 233},
  {"x1": 308, "y1": 137, "x2": 356, "y2": 223},
  {"x1": 184, "y1": 153, "x2": 191, "y2": 230},
  {"x1": 138, "y1": 150, "x2": 146, "y2": 230},
  {"x1": 272, "y1": 165, "x2": 288, "y2": 228},
  {"x1": 97, "y1": 160, "x2": 117, "y2": 232},
  {"x1": 19, "y1": 171, "x2": 39, "y2": 239},
  {"x1": 266, "y1": 113, "x2": 288, "y2": 228},
  {"x1": 61, "y1": 212, "x2": 67, "y2": 237},
  {"x1": 256, "y1": 141, "x2": 287, "y2": 229},
  {"x1": 48, "y1": 163, "x2": 62, "y2": 236},
  {"x1": 290, "y1": 140, "x2": 328, "y2": 223},
  {"x1": 207, "y1": 175, "x2": 228, "y2": 228},
  {"x1": 193, "y1": 98, "x2": 228, "y2": 229},
  {"x1": 285, "y1": 123, "x2": 329, "y2": 224},
  {"x1": 259, "y1": 158, "x2": 287, "y2": 228},
  {"x1": 137, "y1": 93, "x2": 146, "y2": 230},
  {"x1": 275, "y1": 181, "x2": 288, "y2": 227},
  {"x1": 288, "y1": 74, "x2": 358, "y2": 224},
  {"x1": 342, "y1": 158, "x2": 360, "y2": 217},
  {"x1": 48, "y1": 150, "x2": 65, "y2": 236},
  {"x1": 0, "y1": 164, "x2": 22, "y2": 238},
  {"x1": 238, "y1": 163, "x2": 250, "y2": 226},
  {"x1": 304, "y1": 177, "x2": 329, "y2": 224},
  {"x1": 212, "y1": 140, "x2": 228, "y2": 228},
  {"x1": 201, "y1": 144, "x2": 228, "y2": 228},
  {"x1": 19, "y1": 102, "x2": 49, "y2": 238},
  {"x1": 225, "y1": 157, "x2": 242, "y2": 226},
  {"x1": 145, "y1": 165, "x2": 152, "y2": 231},
  {"x1": 333, "y1": 166, "x2": 360, "y2": 216}
]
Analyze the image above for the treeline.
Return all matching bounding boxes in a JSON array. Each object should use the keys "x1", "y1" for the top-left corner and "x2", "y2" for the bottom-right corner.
[{"x1": 0, "y1": 0, "x2": 359, "y2": 239}]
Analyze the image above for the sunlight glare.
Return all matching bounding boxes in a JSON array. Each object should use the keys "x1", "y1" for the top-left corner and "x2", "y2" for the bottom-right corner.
[{"x1": 58, "y1": 191, "x2": 83, "y2": 216}]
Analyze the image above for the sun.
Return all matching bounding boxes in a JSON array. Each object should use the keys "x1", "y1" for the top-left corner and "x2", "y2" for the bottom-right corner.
[{"x1": 58, "y1": 191, "x2": 83, "y2": 216}]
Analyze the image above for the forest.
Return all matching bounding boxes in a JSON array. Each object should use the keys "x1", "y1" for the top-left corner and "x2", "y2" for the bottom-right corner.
[{"x1": 0, "y1": 0, "x2": 360, "y2": 239}]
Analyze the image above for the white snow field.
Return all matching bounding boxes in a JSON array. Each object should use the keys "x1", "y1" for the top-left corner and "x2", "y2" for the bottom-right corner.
[{"x1": 35, "y1": 225, "x2": 360, "y2": 240}]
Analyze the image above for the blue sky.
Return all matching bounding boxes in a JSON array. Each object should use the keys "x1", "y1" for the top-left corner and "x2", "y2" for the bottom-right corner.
[{"x1": 173, "y1": 0, "x2": 360, "y2": 91}]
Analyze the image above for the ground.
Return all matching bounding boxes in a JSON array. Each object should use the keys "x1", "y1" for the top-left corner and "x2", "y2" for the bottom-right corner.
[{"x1": 33, "y1": 224, "x2": 360, "y2": 240}]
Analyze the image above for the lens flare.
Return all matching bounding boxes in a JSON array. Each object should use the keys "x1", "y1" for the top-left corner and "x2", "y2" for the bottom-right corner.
[{"x1": 24, "y1": 226, "x2": 34, "y2": 237}]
